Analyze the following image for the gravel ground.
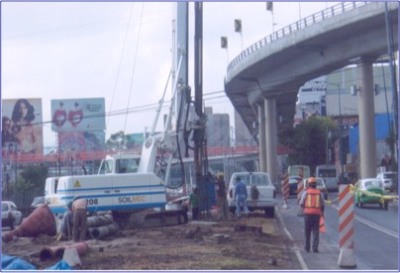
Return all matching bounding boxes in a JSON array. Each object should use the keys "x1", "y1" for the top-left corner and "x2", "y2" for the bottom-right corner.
[{"x1": 2, "y1": 210, "x2": 300, "y2": 270}]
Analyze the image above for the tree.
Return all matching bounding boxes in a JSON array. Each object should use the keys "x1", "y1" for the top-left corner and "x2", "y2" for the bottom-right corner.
[
  {"x1": 106, "y1": 131, "x2": 128, "y2": 152},
  {"x1": 14, "y1": 165, "x2": 48, "y2": 212},
  {"x1": 280, "y1": 116, "x2": 337, "y2": 172}
]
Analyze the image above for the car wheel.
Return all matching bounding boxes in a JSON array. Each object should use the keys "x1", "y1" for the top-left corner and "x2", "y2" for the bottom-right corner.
[{"x1": 384, "y1": 201, "x2": 389, "y2": 210}]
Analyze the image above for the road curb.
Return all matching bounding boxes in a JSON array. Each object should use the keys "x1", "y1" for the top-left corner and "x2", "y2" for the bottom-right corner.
[{"x1": 275, "y1": 207, "x2": 308, "y2": 270}]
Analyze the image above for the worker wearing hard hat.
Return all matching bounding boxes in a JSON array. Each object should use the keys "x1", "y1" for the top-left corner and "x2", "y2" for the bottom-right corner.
[{"x1": 299, "y1": 177, "x2": 325, "y2": 253}]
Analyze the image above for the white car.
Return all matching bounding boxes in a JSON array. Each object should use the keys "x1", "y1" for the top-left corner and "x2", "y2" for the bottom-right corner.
[
  {"x1": 302, "y1": 177, "x2": 329, "y2": 200},
  {"x1": 376, "y1": 172, "x2": 397, "y2": 191},
  {"x1": 227, "y1": 172, "x2": 276, "y2": 218},
  {"x1": 2, "y1": 201, "x2": 23, "y2": 229}
]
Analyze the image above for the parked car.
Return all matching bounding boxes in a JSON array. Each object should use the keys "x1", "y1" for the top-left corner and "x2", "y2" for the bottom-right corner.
[
  {"x1": 302, "y1": 177, "x2": 329, "y2": 200},
  {"x1": 289, "y1": 176, "x2": 301, "y2": 196},
  {"x1": 376, "y1": 171, "x2": 397, "y2": 192},
  {"x1": 30, "y1": 196, "x2": 45, "y2": 212},
  {"x1": 227, "y1": 172, "x2": 276, "y2": 218},
  {"x1": 354, "y1": 178, "x2": 388, "y2": 209},
  {"x1": 2, "y1": 201, "x2": 23, "y2": 229}
]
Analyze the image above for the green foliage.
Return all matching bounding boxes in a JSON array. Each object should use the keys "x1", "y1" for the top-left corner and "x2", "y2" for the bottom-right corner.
[
  {"x1": 19, "y1": 165, "x2": 48, "y2": 188},
  {"x1": 106, "y1": 130, "x2": 128, "y2": 151},
  {"x1": 281, "y1": 116, "x2": 337, "y2": 171},
  {"x1": 14, "y1": 165, "x2": 48, "y2": 211}
]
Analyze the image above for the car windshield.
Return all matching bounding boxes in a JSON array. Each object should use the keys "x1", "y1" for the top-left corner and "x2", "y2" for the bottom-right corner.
[
  {"x1": 319, "y1": 169, "x2": 337, "y2": 177},
  {"x1": 2, "y1": 203, "x2": 8, "y2": 211},
  {"x1": 32, "y1": 197, "x2": 44, "y2": 205},
  {"x1": 238, "y1": 174, "x2": 270, "y2": 186},
  {"x1": 289, "y1": 177, "x2": 300, "y2": 184},
  {"x1": 364, "y1": 180, "x2": 382, "y2": 188}
]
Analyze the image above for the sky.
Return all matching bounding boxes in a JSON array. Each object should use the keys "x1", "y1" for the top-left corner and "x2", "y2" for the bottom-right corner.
[{"x1": 2, "y1": 1, "x2": 340, "y2": 149}]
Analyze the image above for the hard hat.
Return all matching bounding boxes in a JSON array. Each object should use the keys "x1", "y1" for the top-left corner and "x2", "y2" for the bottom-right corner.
[
  {"x1": 217, "y1": 172, "x2": 224, "y2": 179},
  {"x1": 308, "y1": 177, "x2": 317, "y2": 184}
]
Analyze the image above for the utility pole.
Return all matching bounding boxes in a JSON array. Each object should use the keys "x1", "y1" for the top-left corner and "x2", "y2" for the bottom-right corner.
[
  {"x1": 193, "y1": 2, "x2": 213, "y2": 218},
  {"x1": 384, "y1": 2, "x2": 398, "y2": 167}
]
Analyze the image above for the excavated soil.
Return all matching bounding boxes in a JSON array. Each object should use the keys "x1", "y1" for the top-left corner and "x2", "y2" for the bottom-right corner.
[{"x1": 2, "y1": 211, "x2": 300, "y2": 270}]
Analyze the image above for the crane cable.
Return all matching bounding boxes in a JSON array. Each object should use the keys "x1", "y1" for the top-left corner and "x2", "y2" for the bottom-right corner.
[
  {"x1": 106, "y1": 2, "x2": 135, "y2": 131},
  {"x1": 123, "y1": 2, "x2": 145, "y2": 133}
]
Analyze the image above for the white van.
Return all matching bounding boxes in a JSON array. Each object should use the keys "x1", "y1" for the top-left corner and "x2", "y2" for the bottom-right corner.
[
  {"x1": 227, "y1": 172, "x2": 276, "y2": 218},
  {"x1": 315, "y1": 165, "x2": 338, "y2": 191}
]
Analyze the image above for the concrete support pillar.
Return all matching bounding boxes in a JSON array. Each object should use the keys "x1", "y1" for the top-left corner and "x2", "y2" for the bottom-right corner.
[
  {"x1": 357, "y1": 59, "x2": 377, "y2": 178},
  {"x1": 264, "y1": 98, "x2": 278, "y2": 182},
  {"x1": 258, "y1": 104, "x2": 267, "y2": 172}
]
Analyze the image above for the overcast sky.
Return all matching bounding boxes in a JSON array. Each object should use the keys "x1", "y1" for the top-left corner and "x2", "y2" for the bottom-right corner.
[{"x1": 2, "y1": 1, "x2": 339, "y2": 148}]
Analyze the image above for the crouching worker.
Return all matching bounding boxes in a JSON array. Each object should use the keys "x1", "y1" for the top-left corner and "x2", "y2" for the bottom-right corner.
[
  {"x1": 72, "y1": 197, "x2": 87, "y2": 242},
  {"x1": 59, "y1": 201, "x2": 74, "y2": 241}
]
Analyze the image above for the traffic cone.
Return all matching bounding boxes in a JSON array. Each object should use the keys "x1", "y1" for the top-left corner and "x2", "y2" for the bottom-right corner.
[
  {"x1": 319, "y1": 216, "x2": 325, "y2": 233},
  {"x1": 2, "y1": 204, "x2": 57, "y2": 243}
]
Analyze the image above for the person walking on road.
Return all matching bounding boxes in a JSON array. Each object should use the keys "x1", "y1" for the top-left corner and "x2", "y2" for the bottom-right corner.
[
  {"x1": 72, "y1": 197, "x2": 87, "y2": 242},
  {"x1": 299, "y1": 177, "x2": 325, "y2": 253},
  {"x1": 234, "y1": 176, "x2": 249, "y2": 218},
  {"x1": 216, "y1": 173, "x2": 230, "y2": 220}
]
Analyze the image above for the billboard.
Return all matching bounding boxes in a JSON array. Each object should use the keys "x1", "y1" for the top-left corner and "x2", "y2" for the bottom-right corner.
[
  {"x1": 51, "y1": 98, "x2": 105, "y2": 132},
  {"x1": 2, "y1": 98, "x2": 44, "y2": 154},
  {"x1": 58, "y1": 131, "x2": 105, "y2": 153}
]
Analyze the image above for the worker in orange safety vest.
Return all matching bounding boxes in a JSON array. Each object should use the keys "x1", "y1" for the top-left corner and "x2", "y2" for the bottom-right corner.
[{"x1": 299, "y1": 177, "x2": 325, "y2": 253}]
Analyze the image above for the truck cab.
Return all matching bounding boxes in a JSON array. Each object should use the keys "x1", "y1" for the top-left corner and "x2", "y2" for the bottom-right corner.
[{"x1": 98, "y1": 153, "x2": 140, "y2": 174}]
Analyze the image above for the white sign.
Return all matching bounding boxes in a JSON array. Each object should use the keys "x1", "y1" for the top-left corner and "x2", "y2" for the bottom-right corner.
[{"x1": 51, "y1": 98, "x2": 105, "y2": 132}]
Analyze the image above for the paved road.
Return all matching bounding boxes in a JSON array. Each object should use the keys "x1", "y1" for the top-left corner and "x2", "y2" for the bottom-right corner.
[{"x1": 276, "y1": 192, "x2": 398, "y2": 271}]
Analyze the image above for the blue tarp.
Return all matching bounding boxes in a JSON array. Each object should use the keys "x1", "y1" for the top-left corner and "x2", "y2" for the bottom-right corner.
[
  {"x1": 2, "y1": 255, "x2": 36, "y2": 270},
  {"x1": 349, "y1": 113, "x2": 392, "y2": 155},
  {"x1": 2, "y1": 254, "x2": 73, "y2": 271}
]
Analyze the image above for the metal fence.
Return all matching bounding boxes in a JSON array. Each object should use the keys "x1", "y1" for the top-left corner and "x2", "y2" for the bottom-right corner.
[{"x1": 227, "y1": 2, "x2": 368, "y2": 71}]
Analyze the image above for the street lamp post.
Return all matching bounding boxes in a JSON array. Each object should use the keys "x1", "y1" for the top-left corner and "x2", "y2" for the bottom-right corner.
[
  {"x1": 326, "y1": 81, "x2": 344, "y2": 173},
  {"x1": 325, "y1": 130, "x2": 331, "y2": 164},
  {"x1": 338, "y1": 83, "x2": 344, "y2": 173}
]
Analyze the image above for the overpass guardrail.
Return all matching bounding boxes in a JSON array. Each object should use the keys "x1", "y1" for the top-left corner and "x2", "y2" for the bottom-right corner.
[{"x1": 227, "y1": 2, "x2": 371, "y2": 71}]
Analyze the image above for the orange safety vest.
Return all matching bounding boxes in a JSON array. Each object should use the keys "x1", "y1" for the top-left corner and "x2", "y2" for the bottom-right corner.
[{"x1": 303, "y1": 188, "x2": 322, "y2": 215}]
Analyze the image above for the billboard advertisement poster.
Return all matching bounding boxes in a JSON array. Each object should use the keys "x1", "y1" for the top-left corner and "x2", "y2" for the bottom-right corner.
[
  {"x1": 51, "y1": 98, "x2": 105, "y2": 132},
  {"x1": 2, "y1": 98, "x2": 43, "y2": 154},
  {"x1": 59, "y1": 131, "x2": 105, "y2": 153}
]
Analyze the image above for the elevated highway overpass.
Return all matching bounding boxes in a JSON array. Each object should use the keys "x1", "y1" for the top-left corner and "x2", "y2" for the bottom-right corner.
[{"x1": 224, "y1": 2, "x2": 398, "y2": 181}]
